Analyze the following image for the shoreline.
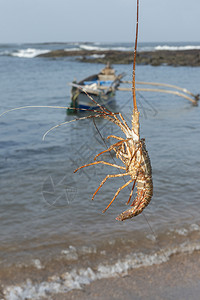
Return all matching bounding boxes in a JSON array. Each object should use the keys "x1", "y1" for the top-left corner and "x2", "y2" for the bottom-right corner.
[
  {"x1": 49, "y1": 250, "x2": 200, "y2": 300},
  {"x1": 1, "y1": 246, "x2": 200, "y2": 299},
  {"x1": 37, "y1": 49, "x2": 200, "y2": 66}
]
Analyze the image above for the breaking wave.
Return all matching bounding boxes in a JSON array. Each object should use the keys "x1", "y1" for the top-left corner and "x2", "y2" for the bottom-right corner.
[
  {"x1": 11, "y1": 48, "x2": 50, "y2": 58},
  {"x1": 79, "y1": 44, "x2": 133, "y2": 51},
  {"x1": 1, "y1": 43, "x2": 199, "y2": 59},
  {"x1": 155, "y1": 45, "x2": 200, "y2": 51},
  {"x1": 0, "y1": 48, "x2": 50, "y2": 58},
  {"x1": 3, "y1": 241, "x2": 200, "y2": 300},
  {"x1": 79, "y1": 44, "x2": 105, "y2": 51}
]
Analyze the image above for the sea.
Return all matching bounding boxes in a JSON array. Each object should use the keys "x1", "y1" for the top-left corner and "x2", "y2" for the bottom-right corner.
[{"x1": 0, "y1": 42, "x2": 200, "y2": 299}]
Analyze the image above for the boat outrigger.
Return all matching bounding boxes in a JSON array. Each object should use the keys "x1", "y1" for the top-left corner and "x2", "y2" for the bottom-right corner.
[
  {"x1": 68, "y1": 63, "x2": 198, "y2": 115},
  {"x1": 67, "y1": 63, "x2": 125, "y2": 114}
]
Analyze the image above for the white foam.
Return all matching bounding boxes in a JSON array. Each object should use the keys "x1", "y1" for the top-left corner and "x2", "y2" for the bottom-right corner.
[
  {"x1": 146, "y1": 234, "x2": 157, "y2": 241},
  {"x1": 79, "y1": 44, "x2": 105, "y2": 51},
  {"x1": 175, "y1": 228, "x2": 188, "y2": 236},
  {"x1": 64, "y1": 47, "x2": 80, "y2": 51},
  {"x1": 11, "y1": 48, "x2": 50, "y2": 58},
  {"x1": 31, "y1": 259, "x2": 44, "y2": 270},
  {"x1": 79, "y1": 44, "x2": 133, "y2": 52},
  {"x1": 80, "y1": 245, "x2": 97, "y2": 254},
  {"x1": 3, "y1": 241, "x2": 200, "y2": 300},
  {"x1": 0, "y1": 50, "x2": 11, "y2": 56},
  {"x1": 189, "y1": 223, "x2": 200, "y2": 231},
  {"x1": 155, "y1": 45, "x2": 200, "y2": 51},
  {"x1": 61, "y1": 245, "x2": 78, "y2": 260},
  {"x1": 90, "y1": 54, "x2": 105, "y2": 58},
  {"x1": 170, "y1": 223, "x2": 200, "y2": 236},
  {"x1": 61, "y1": 245, "x2": 97, "y2": 260},
  {"x1": 111, "y1": 46, "x2": 133, "y2": 51}
]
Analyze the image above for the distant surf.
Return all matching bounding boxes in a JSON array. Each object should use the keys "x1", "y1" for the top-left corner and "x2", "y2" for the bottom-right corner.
[
  {"x1": 155, "y1": 45, "x2": 200, "y2": 51},
  {"x1": 1, "y1": 42, "x2": 200, "y2": 58},
  {"x1": 11, "y1": 48, "x2": 50, "y2": 58}
]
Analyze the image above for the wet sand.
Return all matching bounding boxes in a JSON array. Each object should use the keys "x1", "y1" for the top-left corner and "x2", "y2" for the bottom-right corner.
[
  {"x1": 38, "y1": 49, "x2": 200, "y2": 66},
  {"x1": 50, "y1": 250, "x2": 200, "y2": 300}
]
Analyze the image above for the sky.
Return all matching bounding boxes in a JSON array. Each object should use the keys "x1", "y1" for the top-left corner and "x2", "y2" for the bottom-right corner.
[{"x1": 0, "y1": 0, "x2": 199, "y2": 44}]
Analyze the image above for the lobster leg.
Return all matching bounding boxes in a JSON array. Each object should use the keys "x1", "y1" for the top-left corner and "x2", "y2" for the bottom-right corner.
[
  {"x1": 74, "y1": 160, "x2": 126, "y2": 173},
  {"x1": 94, "y1": 138, "x2": 131, "y2": 160},
  {"x1": 102, "y1": 179, "x2": 134, "y2": 213},
  {"x1": 107, "y1": 135, "x2": 124, "y2": 141},
  {"x1": 126, "y1": 179, "x2": 136, "y2": 205},
  {"x1": 92, "y1": 172, "x2": 131, "y2": 200}
]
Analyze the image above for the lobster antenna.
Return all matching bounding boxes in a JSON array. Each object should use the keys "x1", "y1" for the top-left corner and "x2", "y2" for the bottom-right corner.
[
  {"x1": 0, "y1": 105, "x2": 105, "y2": 118},
  {"x1": 132, "y1": 0, "x2": 139, "y2": 111}
]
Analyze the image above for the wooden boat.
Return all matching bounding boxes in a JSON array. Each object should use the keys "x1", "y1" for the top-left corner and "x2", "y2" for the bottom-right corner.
[
  {"x1": 68, "y1": 63, "x2": 198, "y2": 114},
  {"x1": 68, "y1": 63, "x2": 124, "y2": 113}
]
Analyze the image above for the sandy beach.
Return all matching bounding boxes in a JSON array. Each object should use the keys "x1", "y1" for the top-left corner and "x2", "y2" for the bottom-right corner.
[{"x1": 49, "y1": 250, "x2": 200, "y2": 300}]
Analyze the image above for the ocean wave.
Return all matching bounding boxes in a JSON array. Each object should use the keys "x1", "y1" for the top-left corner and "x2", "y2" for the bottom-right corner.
[
  {"x1": 11, "y1": 48, "x2": 50, "y2": 58},
  {"x1": 79, "y1": 44, "x2": 106, "y2": 51},
  {"x1": 64, "y1": 44, "x2": 200, "y2": 52},
  {"x1": 79, "y1": 44, "x2": 133, "y2": 52},
  {"x1": 61, "y1": 245, "x2": 97, "y2": 261},
  {"x1": 64, "y1": 47, "x2": 80, "y2": 51},
  {"x1": 170, "y1": 223, "x2": 200, "y2": 237},
  {"x1": 0, "y1": 50, "x2": 12, "y2": 56},
  {"x1": 3, "y1": 241, "x2": 200, "y2": 300},
  {"x1": 1, "y1": 44, "x2": 199, "y2": 58},
  {"x1": 111, "y1": 46, "x2": 133, "y2": 51},
  {"x1": 89, "y1": 54, "x2": 105, "y2": 58},
  {"x1": 155, "y1": 45, "x2": 200, "y2": 51}
]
